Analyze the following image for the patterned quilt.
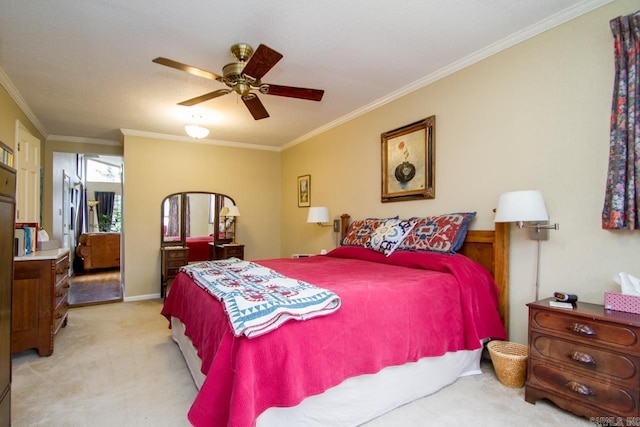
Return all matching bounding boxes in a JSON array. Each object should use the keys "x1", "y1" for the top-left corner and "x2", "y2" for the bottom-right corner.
[{"x1": 179, "y1": 258, "x2": 341, "y2": 338}]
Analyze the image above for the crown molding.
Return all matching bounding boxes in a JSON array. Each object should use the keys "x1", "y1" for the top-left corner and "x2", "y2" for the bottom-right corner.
[
  {"x1": 282, "y1": 0, "x2": 614, "y2": 150},
  {"x1": 0, "y1": 65, "x2": 48, "y2": 138},
  {"x1": 120, "y1": 129, "x2": 281, "y2": 152},
  {"x1": 47, "y1": 134, "x2": 122, "y2": 146}
]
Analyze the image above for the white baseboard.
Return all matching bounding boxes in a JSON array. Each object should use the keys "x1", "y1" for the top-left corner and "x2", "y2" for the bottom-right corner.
[{"x1": 123, "y1": 293, "x2": 161, "y2": 302}]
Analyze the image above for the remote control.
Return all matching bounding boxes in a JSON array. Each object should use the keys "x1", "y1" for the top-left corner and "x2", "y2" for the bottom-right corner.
[{"x1": 554, "y1": 292, "x2": 578, "y2": 303}]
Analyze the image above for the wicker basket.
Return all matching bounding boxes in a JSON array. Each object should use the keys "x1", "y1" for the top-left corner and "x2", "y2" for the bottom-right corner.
[{"x1": 486, "y1": 340, "x2": 528, "y2": 388}]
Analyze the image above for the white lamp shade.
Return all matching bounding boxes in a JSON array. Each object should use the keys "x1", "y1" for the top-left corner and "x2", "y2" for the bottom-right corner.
[
  {"x1": 185, "y1": 124, "x2": 209, "y2": 139},
  {"x1": 307, "y1": 206, "x2": 329, "y2": 223},
  {"x1": 494, "y1": 190, "x2": 549, "y2": 223},
  {"x1": 226, "y1": 205, "x2": 241, "y2": 217}
]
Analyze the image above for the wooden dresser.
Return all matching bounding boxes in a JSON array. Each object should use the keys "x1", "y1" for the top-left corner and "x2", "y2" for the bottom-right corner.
[
  {"x1": 0, "y1": 162, "x2": 16, "y2": 426},
  {"x1": 12, "y1": 249, "x2": 70, "y2": 356},
  {"x1": 526, "y1": 298, "x2": 640, "y2": 420},
  {"x1": 160, "y1": 246, "x2": 189, "y2": 298},
  {"x1": 211, "y1": 243, "x2": 244, "y2": 260}
]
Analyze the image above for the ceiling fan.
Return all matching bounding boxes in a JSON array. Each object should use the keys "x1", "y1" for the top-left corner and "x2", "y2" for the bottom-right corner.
[{"x1": 153, "y1": 43, "x2": 324, "y2": 120}]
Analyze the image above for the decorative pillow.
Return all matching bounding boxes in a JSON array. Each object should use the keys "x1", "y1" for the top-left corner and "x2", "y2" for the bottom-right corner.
[
  {"x1": 367, "y1": 218, "x2": 416, "y2": 256},
  {"x1": 341, "y1": 217, "x2": 397, "y2": 247},
  {"x1": 398, "y1": 212, "x2": 476, "y2": 254}
]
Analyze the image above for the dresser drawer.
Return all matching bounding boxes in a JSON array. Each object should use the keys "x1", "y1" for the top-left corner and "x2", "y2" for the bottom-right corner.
[
  {"x1": 166, "y1": 250, "x2": 188, "y2": 261},
  {"x1": 167, "y1": 267, "x2": 182, "y2": 278},
  {"x1": 55, "y1": 255, "x2": 70, "y2": 284},
  {"x1": 528, "y1": 359, "x2": 638, "y2": 417},
  {"x1": 167, "y1": 257, "x2": 187, "y2": 266},
  {"x1": 53, "y1": 294, "x2": 69, "y2": 333},
  {"x1": 530, "y1": 332, "x2": 640, "y2": 384},
  {"x1": 54, "y1": 277, "x2": 70, "y2": 308},
  {"x1": 530, "y1": 309, "x2": 640, "y2": 351}
]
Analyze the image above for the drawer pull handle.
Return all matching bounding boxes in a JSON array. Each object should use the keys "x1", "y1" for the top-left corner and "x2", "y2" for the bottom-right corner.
[
  {"x1": 565, "y1": 380, "x2": 595, "y2": 397},
  {"x1": 566, "y1": 351, "x2": 596, "y2": 366},
  {"x1": 567, "y1": 323, "x2": 596, "y2": 336}
]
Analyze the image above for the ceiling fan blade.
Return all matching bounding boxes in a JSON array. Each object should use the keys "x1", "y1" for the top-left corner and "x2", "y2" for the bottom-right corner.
[
  {"x1": 178, "y1": 89, "x2": 231, "y2": 106},
  {"x1": 153, "y1": 57, "x2": 221, "y2": 81},
  {"x1": 264, "y1": 84, "x2": 324, "y2": 101},
  {"x1": 241, "y1": 44, "x2": 283, "y2": 81},
  {"x1": 242, "y1": 94, "x2": 270, "y2": 120}
]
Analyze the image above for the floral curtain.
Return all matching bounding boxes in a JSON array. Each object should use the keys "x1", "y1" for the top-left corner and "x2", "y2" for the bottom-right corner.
[
  {"x1": 602, "y1": 11, "x2": 640, "y2": 230},
  {"x1": 167, "y1": 195, "x2": 180, "y2": 237},
  {"x1": 185, "y1": 194, "x2": 191, "y2": 237}
]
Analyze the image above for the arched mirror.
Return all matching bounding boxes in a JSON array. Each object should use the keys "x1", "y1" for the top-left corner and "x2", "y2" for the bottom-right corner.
[{"x1": 161, "y1": 192, "x2": 235, "y2": 262}]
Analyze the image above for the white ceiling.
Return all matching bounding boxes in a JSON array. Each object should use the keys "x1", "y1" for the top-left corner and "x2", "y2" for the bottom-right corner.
[{"x1": 0, "y1": 0, "x2": 612, "y2": 149}]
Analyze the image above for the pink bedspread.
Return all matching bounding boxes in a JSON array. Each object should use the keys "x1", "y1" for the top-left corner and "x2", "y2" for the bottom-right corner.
[{"x1": 161, "y1": 246, "x2": 506, "y2": 427}]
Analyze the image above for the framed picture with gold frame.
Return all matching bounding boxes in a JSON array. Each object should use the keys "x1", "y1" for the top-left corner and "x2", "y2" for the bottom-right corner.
[
  {"x1": 381, "y1": 116, "x2": 435, "y2": 202},
  {"x1": 297, "y1": 175, "x2": 310, "y2": 207}
]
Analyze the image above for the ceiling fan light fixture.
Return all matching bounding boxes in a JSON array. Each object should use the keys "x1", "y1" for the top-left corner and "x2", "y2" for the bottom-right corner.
[
  {"x1": 185, "y1": 124, "x2": 209, "y2": 139},
  {"x1": 185, "y1": 114, "x2": 209, "y2": 139},
  {"x1": 154, "y1": 43, "x2": 324, "y2": 121}
]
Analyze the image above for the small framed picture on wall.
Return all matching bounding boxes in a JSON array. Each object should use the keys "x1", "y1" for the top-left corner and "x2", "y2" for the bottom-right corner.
[{"x1": 298, "y1": 175, "x2": 310, "y2": 207}]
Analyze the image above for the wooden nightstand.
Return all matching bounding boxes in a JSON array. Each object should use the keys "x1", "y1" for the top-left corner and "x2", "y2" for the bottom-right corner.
[
  {"x1": 526, "y1": 298, "x2": 640, "y2": 420},
  {"x1": 160, "y1": 246, "x2": 189, "y2": 298},
  {"x1": 212, "y1": 243, "x2": 244, "y2": 260}
]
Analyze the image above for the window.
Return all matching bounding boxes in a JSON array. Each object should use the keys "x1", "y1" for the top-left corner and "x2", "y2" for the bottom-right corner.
[{"x1": 86, "y1": 158, "x2": 121, "y2": 183}]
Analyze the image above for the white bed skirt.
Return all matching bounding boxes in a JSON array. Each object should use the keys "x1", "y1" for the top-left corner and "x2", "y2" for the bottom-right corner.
[{"x1": 171, "y1": 317, "x2": 483, "y2": 426}]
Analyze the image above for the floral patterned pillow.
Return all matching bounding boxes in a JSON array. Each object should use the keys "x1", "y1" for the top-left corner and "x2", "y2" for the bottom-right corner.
[
  {"x1": 367, "y1": 218, "x2": 416, "y2": 256},
  {"x1": 341, "y1": 217, "x2": 397, "y2": 247},
  {"x1": 397, "y1": 212, "x2": 476, "y2": 254}
]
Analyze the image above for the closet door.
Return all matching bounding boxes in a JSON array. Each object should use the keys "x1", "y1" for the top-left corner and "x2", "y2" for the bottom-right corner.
[{"x1": 14, "y1": 122, "x2": 40, "y2": 223}]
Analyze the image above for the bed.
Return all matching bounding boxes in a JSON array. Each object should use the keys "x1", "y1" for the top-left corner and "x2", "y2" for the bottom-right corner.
[
  {"x1": 162, "y1": 214, "x2": 510, "y2": 427},
  {"x1": 186, "y1": 235, "x2": 215, "y2": 262}
]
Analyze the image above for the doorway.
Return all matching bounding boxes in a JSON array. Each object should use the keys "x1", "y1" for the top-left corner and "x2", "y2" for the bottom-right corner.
[{"x1": 68, "y1": 154, "x2": 123, "y2": 306}]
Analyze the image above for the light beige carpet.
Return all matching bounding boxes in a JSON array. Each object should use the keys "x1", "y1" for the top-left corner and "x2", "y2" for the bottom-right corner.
[{"x1": 11, "y1": 299, "x2": 591, "y2": 426}]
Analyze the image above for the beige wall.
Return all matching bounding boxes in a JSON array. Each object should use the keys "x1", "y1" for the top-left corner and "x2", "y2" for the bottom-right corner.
[
  {"x1": 281, "y1": 0, "x2": 640, "y2": 344},
  {"x1": 0, "y1": 85, "x2": 43, "y2": 152},
  {"x1": 122, "y1": 135, "x2": 281, "y2": 298}
]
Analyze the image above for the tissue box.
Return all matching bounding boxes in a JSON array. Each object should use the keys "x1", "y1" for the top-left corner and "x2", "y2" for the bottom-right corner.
[
  {"x1": 604, "y1": 291, "x2": 640, "y2": 314},
  {"x1": 37, "y1": 240, "x2": 60, "y2": 251}
]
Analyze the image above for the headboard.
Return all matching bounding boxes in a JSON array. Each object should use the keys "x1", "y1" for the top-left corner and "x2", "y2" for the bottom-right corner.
[{"x1": 338, "y1": 215, "x2": 510, "y2": 335}]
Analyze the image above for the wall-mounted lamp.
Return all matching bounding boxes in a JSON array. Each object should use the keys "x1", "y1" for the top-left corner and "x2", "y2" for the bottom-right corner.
[
  {"x1": 185, "y1": 114, "x2": 209, "y2": 139},
  {"x1": 307, "y1": 206, "x2": 331, "y2": 227},
  {"x1": 494, "y1": 190, "x2": 559, "y2": 240},
  {"x1": 220, "y1": 205, "x2": 241, "y2": 243},
  {"x1": 494, "y1": 190, "x2": 559, "y2": 301}
]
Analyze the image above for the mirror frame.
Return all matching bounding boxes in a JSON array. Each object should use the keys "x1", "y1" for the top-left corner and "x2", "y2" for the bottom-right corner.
[{"x1": 160, "y1": 191, "x2": 235, "y2": 248}]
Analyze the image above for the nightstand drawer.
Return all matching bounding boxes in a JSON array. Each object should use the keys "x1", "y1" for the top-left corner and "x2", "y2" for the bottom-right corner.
[
  {"x1": 530, "y1": 332, "x2": 640, "y2": 383},
  {"x1": 225, "y1": 246, "x2": 244, "y2": 258},
  {"x1": 530, "y1": 309, "x2": 640, "y2": 351},
  {"x1": 214, "y1": 244, "x2": 244, "y2": 260},
  {"x1": 528, "y1": 359, "x2": 639, "y2": 417}
]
